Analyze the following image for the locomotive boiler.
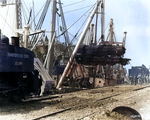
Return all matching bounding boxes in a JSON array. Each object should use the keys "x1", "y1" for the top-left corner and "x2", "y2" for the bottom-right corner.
[{"x1": 0, "y1": 36, "x2": 43, "y2": 102}]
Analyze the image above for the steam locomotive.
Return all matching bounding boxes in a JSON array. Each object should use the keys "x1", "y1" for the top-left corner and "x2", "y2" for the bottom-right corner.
[
  {"x1": 0, "y1": 36, "x2": 42, "y2": 102},
  {"x1": 75, "y1": 43, "x2": 130, "y2": 66}
]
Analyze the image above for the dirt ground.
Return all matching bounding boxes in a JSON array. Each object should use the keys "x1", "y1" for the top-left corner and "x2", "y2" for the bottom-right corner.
[{"x1": 0, "y1": 84, "x2": 150, "y2": 120}]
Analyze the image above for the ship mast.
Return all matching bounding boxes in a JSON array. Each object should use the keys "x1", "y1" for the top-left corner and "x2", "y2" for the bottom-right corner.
[
  {"x1": 101, "y1": 0, "x2": 105, "y2": 41},
  {"x1": 0, "y1": 0, "x2": 22, "y2": 37},
  {"x1": 47, "y1": 0, "x2": 57, "y2": 75},
  {"x1": 15, "y1": 0, "x2": 22, "y2": 33}
]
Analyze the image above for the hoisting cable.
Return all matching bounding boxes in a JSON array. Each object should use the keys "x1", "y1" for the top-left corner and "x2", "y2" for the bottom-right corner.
[
  {"x1": 56, "y1": 3, "x2": 96, "y2": 39},
  {"x1": 69, "y1": 7, "x2": 92, "y2": 45},
  {"x1": 62, "y1": 4, "x2": 95, "y2": 57}
]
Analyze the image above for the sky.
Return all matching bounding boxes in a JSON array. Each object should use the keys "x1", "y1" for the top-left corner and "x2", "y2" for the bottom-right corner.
[{"x1": 0, "y1": 0, "x2": 150, "y2": 71}]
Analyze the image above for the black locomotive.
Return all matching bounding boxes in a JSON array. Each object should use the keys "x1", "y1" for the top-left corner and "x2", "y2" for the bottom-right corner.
[
  {"x1": 75, "y1": 43, "x2": 130, "y2": 66},
  {"x1": 0, "y1": 36, "x2": 42, "y2": 102}
]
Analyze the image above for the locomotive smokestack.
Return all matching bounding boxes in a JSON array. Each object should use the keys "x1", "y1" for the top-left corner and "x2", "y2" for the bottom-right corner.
[{"x1": 11, "y1": 37, "x2": 19, "y2": 47}]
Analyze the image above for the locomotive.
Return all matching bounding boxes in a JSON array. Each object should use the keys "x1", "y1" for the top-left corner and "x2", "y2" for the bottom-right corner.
[
  {"x1": 75, "y1": 43, "x2": 130, "y2": 66},
  {"x1": 0, "y1": 35, "x2": 43, "y2": 102}
]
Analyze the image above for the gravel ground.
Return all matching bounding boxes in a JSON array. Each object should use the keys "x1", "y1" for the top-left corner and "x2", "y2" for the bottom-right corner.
[{"x1": 0, "y1": 84, "x2": 149, "y2": 120}]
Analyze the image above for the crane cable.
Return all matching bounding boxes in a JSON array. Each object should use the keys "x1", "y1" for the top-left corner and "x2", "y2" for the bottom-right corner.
[
  {"x1": 56, "y1": 3, "x2": 96, "y2": 39},
  {"x1": 69, "y1": 7, "x2": 93, "y2": 44},
  {"x1": 62, "y1": 4, "x2": 96, "y2": 56}
]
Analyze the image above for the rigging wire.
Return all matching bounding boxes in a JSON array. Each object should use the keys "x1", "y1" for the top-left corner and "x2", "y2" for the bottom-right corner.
[
  {"x1": 64, "y1": 5, "x2": 94, "y2": 14},
  {"x1": 63, "y1": 0, "x2": 85, "y2": 8},
  {"x1": 56, "y1": 3, "x2": 96, "y2": 39},
  {"x1": 61, "y1": 4, "x2": 96, "y2": 56},
  {"x1": 0, "y1": 13, "x2": 15, "y2": 34},
  {"x1": 29, "y1": 0, "x2": 47, "y2": 26},
  {"x1": 21, "y1": 0, "x2": 29, "y2": 14},
  {"x1": 97, "y1": 20, "x2": 111, "y2": 44},
  {"x1": 2, "y1": 3, "x2": 9, "y2": 31},
  {"x1": 21, "y1": 0, "x2": 30, "y2": 24},
  {"x1": 21, "y1": 4, "x2": 28, "y2": 25},
  {"x1": 32, "y1": 0, "x2": 36, "y2": 30},
  {"x1": 69, "y1": 8, "x2": 92, "y2": 45},
  {"x1": 56, "y1": 12, "x2": 60, "y2": 42},
  {"x1": 113, "y1": 22, "x2": 119, "y2": 42},
  {"x1": 29, "y1": 0, "x2": 51, "y2": 47}
]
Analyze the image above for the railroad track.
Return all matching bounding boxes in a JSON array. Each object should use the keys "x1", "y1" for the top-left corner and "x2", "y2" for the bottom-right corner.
[
  {"x1": 32, "y1": 85, "x2": 150, "y2": 120},
  {"x1": 23, "y1": 94, "x2": 62, "y2": 102}
]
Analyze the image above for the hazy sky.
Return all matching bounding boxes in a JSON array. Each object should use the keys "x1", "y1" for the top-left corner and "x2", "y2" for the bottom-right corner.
[{"x1": 0, "y1": 0, "x2": 150, "y2": 71}]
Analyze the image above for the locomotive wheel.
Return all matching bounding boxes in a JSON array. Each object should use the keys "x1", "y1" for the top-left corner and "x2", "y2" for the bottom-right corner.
[
  {"x1": 12, "y1": 90, "x2": 22, "y2": 103},
  {"x1": 8, "y1": 92, "x2": 14, "y2": 102}
]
